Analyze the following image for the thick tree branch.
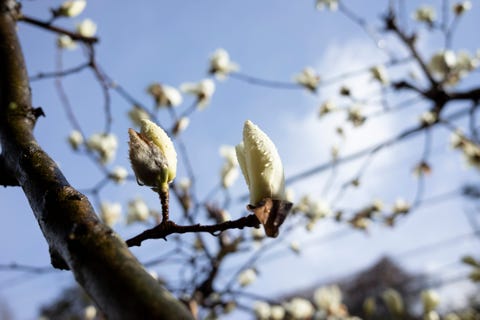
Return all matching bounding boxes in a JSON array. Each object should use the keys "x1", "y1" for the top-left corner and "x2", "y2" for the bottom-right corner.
[
  {"x1": 126, "y1": 214, "x2": 261, "y2": 247},
  {"x1": 0, "y1": 3, "x2": 192, "y2": 319},
  {"x1": 0, "y1": 154, "x2": 19, "y2": 186}
]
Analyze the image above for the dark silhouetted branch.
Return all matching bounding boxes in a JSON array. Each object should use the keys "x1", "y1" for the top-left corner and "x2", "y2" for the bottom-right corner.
[
  {"x1": 126, "y1": 214, "x2": 261, "y2": 247},
  {"x1": 19, "y1": 14, "x2": 98, "y2": 44}
]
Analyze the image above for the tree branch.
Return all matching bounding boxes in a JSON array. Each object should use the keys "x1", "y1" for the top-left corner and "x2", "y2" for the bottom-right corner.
[
  {"x1": 126, "y1": 214, "x2": 261, "y2": 247},
  {"x1": 0, "y1": 154, "x2": 19, "y2": 186},
  {"x1": 385, "y1": 11, "x2": 437, "y2": 87},
  {"x1": 18, "y1": 14, "x2": 98, "y2": 44},
  {"x1": 0, "y1": 3, "x2": 192, "y2": 319}
]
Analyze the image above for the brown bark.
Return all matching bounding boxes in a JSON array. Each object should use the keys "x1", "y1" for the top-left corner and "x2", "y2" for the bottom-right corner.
[{"x1": 0, "y1": 2, "x2": 192, "y2": 319}]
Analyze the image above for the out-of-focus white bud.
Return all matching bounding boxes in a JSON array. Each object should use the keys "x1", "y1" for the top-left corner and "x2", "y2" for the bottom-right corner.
[
  {"x1": 220, "y1": 145, "x2": 239, "y2": 189},
  {"x1": 453, "y1": 1, "x2": 472, "y2": 15},
  {"x1": 86, "y1": 133, "x2": 118, "y2": 164},
  {"x1": 147, "y1": 83, "x2": 183, "y2": 107},
  {"x1": 429, "y1": 50, "x2": 456, "y2": 78},
  {"x1": 68, "y1": 130, "x2": 83, "y2": 150},
  {"x1": 347, "y1": 105, "x2": 366, "y2": 127},
  {"x1": 363, "y1": 297, "x2": 376, "y2": 317},
  {"x1": 180, "y1": 79, "x2": 215, "y2": 109},
  {"x1": 314, "y1": 285, "x2": 342, "y2": 313},
  {"x1": 392, "y1": 198, "x2": 410, "y2": 214},
  {"x1": 370, "y1": 65, "x2": 390, "y2": 85},
  {"x1": 84, "y1": 305, "x2": 96, "y2": 320},
  {"x1": 209, "y1": 48, "x2": 239, "y2": 80},
  {"x1": 289, "y1": 240, "x2": 301, "y2": 254},
  {"x1": 316, "y1": 0, "x2": 338, "y2": 11},
  {"x1": 382, "y1": 289, "x2": 404, "y2": 316},
  {"x1": 283, "y1": 298, "x2": 314, "y2": 319},
  {"x1": 76, "y1": 19, "x2": 97, "y2": 37},
  {"x1": 126, "y1": 198, "x2": 150, "y2": 224},
  {"x1": 57, "y1": 0, "x2": 86, "y2": 17},
  {"x1": 128, "y1": 106, "x2": 150, "y2": 127},
  {"x1": 420, "y1": 111, "x2": 438, "y2": 126},
  {"x1": 294, "y1": 67, "x2": 320, "y2": 92},
  {"x1": 413, "y1": 6, "x2": 436, "y2": 24},
  {"x1": 319, "y1": 100, "x2": 336, "y2": 117},
  {"x1": 100, "y1": 202, "x2": 122, "y2": 227},
  {"x1": 110, "y1": 166, "x2": 128, "y2": 184},
  {"x1": 421, "y1": 290, "x2": 440, "y2": 313},
  {"x1": 253, "y1": 301, "x2": 271, "y2": 320},
  {"x1": 237, "y1": 268, "x2": 256, "y2": 287},
  {"x1": 270, "y1": 305, "x2": 285, "y2": 320},
  {"x1": 57, "y1": 35, "x2": 77, "y2": 50},
  {"x1": 424, "y1": 310, "x2": 440, "y2": 320},
  {"x1": 173, "y1": 117, "x2": 190, "y2": 136}
]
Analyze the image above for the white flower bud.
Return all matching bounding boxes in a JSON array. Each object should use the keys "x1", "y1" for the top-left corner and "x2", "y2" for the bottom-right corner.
[
  {"x1": 453, "y1": 1, "x2": 472, "y2": 15},
  {"x1": 84, "y1": 305, "x2": 96, "y2": 320},
  {"x1": 127, "y1": 198, "x2": 150, "y2": 224},
  {"x1": 57, "y1": 0, "x2": 86, "y2": 17},
  {"x1": 420, "y1": 111, "x2": 438, "y2": 125},
  {"x1": 181, "y1": 79, "x2": 215, "y2": 109},
  {"x1": 76, "y1": 19, "x2": 97, "y2": 37},
  {"x1": 57, "y1": 35, "x2": 77, "y2": 50},
  {"x1": 429, "y1": 50, "x2": 457, "y2": 78},
  {"x1": 270, "y1": 306, "x2": 285, "y2": 320},
  {"x1": 100, "y1": 202, "x2": 122, "y2": 227},
  {"x1": 319, "y1": 100, "x2": 336, "y2": 116},
  {"x1": 220, "y1": 145, "x2": 239, "y2": 189},
  {"x1": 424, "y1": 311, "x2": 440, "y2": 320},
  {"x1": 363, "y1": 297, "x2": 376, "y2": 317},
  {"x1": 147, "y1": 83, "x2": 183, "y2": 107},
  {"x1": 209, "y1": 48, "x2": 239, "y2": 80},
  {"x1": 236, "y1": 120, "x2": 285, "y2": 205},
  {"x1": 289, "y1": 240, "x2": 300, "y2": 253},
  {"x1": 253, "y1": 301, "x2": 271, "y2": 320},
  {"x1": 173, "y1": 117, "x2": 190, "y2": 136},
  {"x1": 413, "y1": 6, "x2": 436, "y2": 24},
  {"x1": 294, "y1": 67, "x2": 320, "y2": 92},
  {"x1": 347, "y1": 105, "x2": 366, "y2": 127},
  {"x1": 237, "y1": 268, "x2": 256, "y2": 287},
  {"x1": 392, "y1": 198, "x2": 410, "y2": 214},
  {"x1": 314, "y1": 285, "x2": 342, "y2": 311},
  {"x1": 128, "y1": 106, "x2": 150, "y2": 127},
  {"x1": 86, "y1": 133, "x2": 118, "y2": 164},
  {"x1": 382, "y1": 289, "x2": 404, "y2": 316},
  {"x1": 128, "y1": 120, "x2": 177, "y2": 188},
  {"x1": 110, "y1": 166, "x2": 128, "y2": 184},
  {"x1": 283, "y1": 298, "x2": 314, "y2": 319},
  {"x1": 421, "y1": 290, "x2": 440, "y2": 312},
  {"x1": 316, "y1": 0, "x2": 338, "y2": 11},
  {"x1": 370, "y1": 65, "x2": 390, "y2": 85},
  {"x1": 68, "y1": 130, "x2": 83, "y2": 150}
]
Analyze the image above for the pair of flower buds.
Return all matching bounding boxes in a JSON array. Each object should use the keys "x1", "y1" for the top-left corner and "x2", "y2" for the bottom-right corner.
[{"x1": 128, "y1": 119, "x2": 292, "y2": 237}]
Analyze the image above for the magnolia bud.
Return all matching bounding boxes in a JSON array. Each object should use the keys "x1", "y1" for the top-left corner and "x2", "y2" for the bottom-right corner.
[
  {"x1": 421, "y1": 290, "x2": 440, "y2": 313},
  {"x1": 128, "y1": 119, "x2": 177, "y2": 189},
  {"x1": 236, "y1": 120, "x2": 292, "y2": 237}
]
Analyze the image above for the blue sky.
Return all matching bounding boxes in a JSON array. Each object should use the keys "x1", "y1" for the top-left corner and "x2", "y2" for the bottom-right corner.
[{"x1": 1, "y1": 0, "x2": 479, "y2": 318}]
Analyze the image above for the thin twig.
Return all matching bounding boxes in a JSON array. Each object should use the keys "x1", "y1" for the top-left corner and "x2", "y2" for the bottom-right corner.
[
  {"x1": 126, "y1": 214, "x2": 260, "y2": 247},
  {"x1": 19, "y1": 15, "x2": 98, "y2": 43}
]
